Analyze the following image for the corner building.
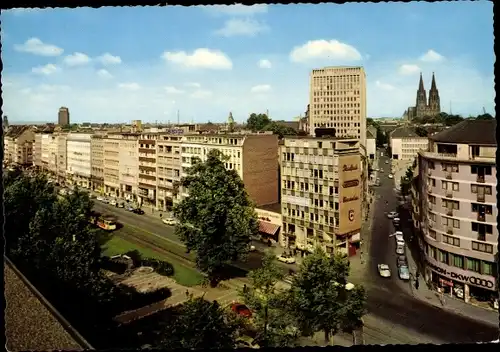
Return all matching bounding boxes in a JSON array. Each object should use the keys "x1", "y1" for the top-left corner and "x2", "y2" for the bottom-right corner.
[
  {"x1": 280, "y1": 137, "x2": 362, "y2": 256},
  {"x1": 415, "y1": 119, "x2": 498, "y2": 305}
]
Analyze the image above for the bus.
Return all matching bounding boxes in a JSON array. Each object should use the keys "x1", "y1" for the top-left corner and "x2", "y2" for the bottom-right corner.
[{"x1": 90, "y1": 212, "x2": 117, "y2": 231}]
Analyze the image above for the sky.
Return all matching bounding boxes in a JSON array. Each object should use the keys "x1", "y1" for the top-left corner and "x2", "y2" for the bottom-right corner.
[{"x1": 1, "y1": 2, "x2": 495, "y2": 124}]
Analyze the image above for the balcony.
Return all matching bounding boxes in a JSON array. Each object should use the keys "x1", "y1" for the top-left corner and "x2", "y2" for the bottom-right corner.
[
  {"x1": 428, "y1": 221, "x2": 434, "y2": 228},
  {"x1": 428, "y1": 203, "x2": 434, "y2": 210},
  {"x1": 477, "y1": 233, "x2": 486, "y2": 242},
  {"x1": 476, "y1": 175, "x2": 485, "y2": 183},
  {"x1": 445, "y1": 190, "x2": 453, "y2": 198},
  {"x1": 477, "y1": 213, "x2": 486, "y2": 222},
  {"x1": 445, "y1": 171, "x2": 452, "y2": 180},
  {"x1": 426, "y1": 187, "x2": 433, "y2": 194},
  {"x1": 446, "y1": 208, "x2": 454, "y2": 216},
  {"x1": 477, "y1": 193, "x2": 485, "y2": 202},
  {"x1": 446, "y1": 227, "x2": 454, "y2": 235}
]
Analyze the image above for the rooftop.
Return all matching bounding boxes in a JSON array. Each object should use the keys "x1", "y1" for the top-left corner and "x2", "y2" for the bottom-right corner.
[
  {"x1": 5, "y1": 125, "x2": 30, "y2": 138},
  {"x1": 5, "y1": 259, "x2": 91, "y2": 351},
  {"x1": 390, "y1": 126, "x2": 422, "y2": 138},
  {"x1": 258, "y1": 202, "x2": 281, "y2": 214},
  {"x1": 429, "y1": 119, "x2": 497, "y2": 145}
]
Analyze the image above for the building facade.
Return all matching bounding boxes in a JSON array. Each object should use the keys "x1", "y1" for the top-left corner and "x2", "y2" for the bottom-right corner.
[
  {"x1": 366, "y1": 128, "x2": 376, "y2": 160},
  {"x1": 90, "y1": 135, "x2": 105, "y2": 193},
  {"x1": 4, "y1": 126, "x2": 35, "y2": 166},
  {"x1": 58, "y1": 107, "x2": 70, "y2": 126},
  {"x1": 390, "y1": 127, "x2": 429, "y2": 161},
  {"x1": 405, "y1": 73, "x2": 441, "y2": 121},
  {"x1": 308, "y1": 66, "x2": 367, "y2": 148},
  {"x1": 179, "y1": 133, "x2": 279, "y2": 207},
  {"x1": 156, "y1": 134, "x2": 182, "y2": 211},
  {"x1": 280, "y1": 137, "x2": 362, "y2": 257},
  {"x1": 118, "y1": 134, "x2": 140, "y2": 201},
  {"x1": 103, "y1": 137, "x2": 121, "y2": 197},
  {"x1": 56, "y1": 133, "x2": 68, "y2": 184},
  {"x1": 415, "y1": 119, "x2": 497, "y2": 306},
  {"x1": 137, "y1": 133, "x2": 158, "y2": 207},
  {"x1": 66, "y1": 133, "x2": 92, "y2": 189}
]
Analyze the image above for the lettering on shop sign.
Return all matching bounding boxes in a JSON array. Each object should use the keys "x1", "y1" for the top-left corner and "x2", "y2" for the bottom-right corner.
[
  {"x1": 342, "y1": 196, "x2": 359, "y2": 203},
  {"x1": 342, "y1": 179, "x2": 359, "y2": 188},
  {"x1": 348, "y1": 210, "x2": 355, "y2": 222},
  {"x1": 426, "y1": 261, "x2": 495, "y2": 289},
  {"x1": 343, "y1": 164, "x2": 359, "y2": 172}
]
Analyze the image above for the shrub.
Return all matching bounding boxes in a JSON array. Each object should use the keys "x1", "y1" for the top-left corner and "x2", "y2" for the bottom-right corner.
[
  {"x1": 140, "y1": 257, "x2": 175, "y2": 277},
  {"x1": 124, "y1": 250, "x2": 143, "y2": 267},
  {"x1": 101, "y1": 257, "x2": 128, "y2": 275}
]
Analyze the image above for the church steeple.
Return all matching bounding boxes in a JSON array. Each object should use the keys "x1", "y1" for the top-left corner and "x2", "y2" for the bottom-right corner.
[
  {"x1": 418, "y1": 72, "x2": 425, "y2": 92},
  {"x1": 430, "y1": 72, "x2": 437, "y2": 91},
  {"x1": 416, "y1": 72, "x2": 427, "y2": 109},
  {"x1": 428, "y1": 72, "x2": 440, "y2": 113}
]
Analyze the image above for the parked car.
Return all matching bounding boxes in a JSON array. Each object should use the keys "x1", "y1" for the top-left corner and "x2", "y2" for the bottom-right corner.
[
  {"x1": 133, "y1": 208, "x2": 145, "y2": 215},
  {"x1": 378, "y1": 264, "x2": 391, "y2": 278},
  {"x1": 277, "y1": 254, "x2": 296, "y2": 264},
  {"x1": 125, "y1": 205, "x2": 135, "y2": 212},
  {"x1": 385, "y1": 160, "x2": 389, "y2": 164},
  {"x1": 109, "y1": 199, "x2": 117, "y2": 206},
  {"x1": 231, "y1": 303, "x2": 252, "y2": 318},
  {"x1": 393, "y1": 232, "x2": 405, "y2": 246},
  {"x1": 388, "y1": 174, "x2": 394, "y2": 179},
  {"x1": 117, "y1": 202, "x2": 124, "y2": 208},
  {"x1": 162, "y1": 217, "x2": 178, "y2": 226},
  {"x1": 396, "y1": 245, "x2": 405, "y2": 255},
  {"x1": 398, "y1": 265, "x2": 410, "y2": 280},
  {"x1": 393, "y1": 217, "x2": 401, "y2": 225},
  {"x1": 396, "y1": 255, "x2": 408, "y2": 268},
  {"x1": 249, "y1": 245, "x2": 256, "y2": 252},
  {"x1": 387, "y1": 211, "x2": 399, "y2": 219},
  {"x1": 379, "y1": 169, "x2": 384, "y2": 173},
  {"x1": 96, "y1": 196, "x2": 104, "y2": 202}
]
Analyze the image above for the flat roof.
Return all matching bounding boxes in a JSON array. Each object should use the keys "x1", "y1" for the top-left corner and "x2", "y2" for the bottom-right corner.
[{"x1": 257, "y1": 202, "x2": 281, "y2": 214}]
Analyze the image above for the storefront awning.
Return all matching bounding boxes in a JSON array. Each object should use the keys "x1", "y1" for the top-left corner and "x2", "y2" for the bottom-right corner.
[{"x1": 258, "y1": 221, "x2": 280, "y2": 236}]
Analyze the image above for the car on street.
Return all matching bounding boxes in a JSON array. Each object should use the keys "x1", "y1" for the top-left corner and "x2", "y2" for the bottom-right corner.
[
  {"x1": 398, "y1": 265, "x2": 410, "y2": 280},
  {"x1": 379, "y1": 169, "x2": 384, "y2": 173},
  {"x1": 116, "y1": 202, "x2": 124, "y2": 208},
  {"x1": 387, "y1": 211, "x2": 399, "y2": 219},
  {"x1": 396, "y1": 255, "x2": 408, "y2": 268},
  {"x1": 378, "y1": 264, "x2": 391, "y2": 278},
  {"x1": 231, "y1": 302, "x2": 252, "y2": 318},
  {"x1": 393, "y1": 232, "x2": 404, "y2": 244},
  {"x1": 162, "y1": 217, "x2": 178, "y2": 226},
  {"x1": 393, "y1": 217, "x2": 401, "y2": 225},
  {"x1": 125, "y1": 205, "x2": 135, "y2": 212},
  {"x1": 109, "y1": 199, "x2": 117, "y2": 206},
  {"x1": 396, "y1": 244, "x2": 405, "y2": 255},
  {"x1": 388, "y1": 174, "x2": 393, "y2": 179},
  {"x1": 277, "y1": 254, "x2": 296, "y2": 264},
  {"x1": 385, "y1": 160, "x2": 389, "y2": 164},
  {"x1": 96, "y1": 196, "x2": 104, "y2": 202},
  {"x1": 133, "y1": 208, "x2": 145, "y2": 215}
]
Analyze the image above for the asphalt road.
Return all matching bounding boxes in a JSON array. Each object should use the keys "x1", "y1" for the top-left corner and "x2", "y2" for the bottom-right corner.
[{"x1": 364, "y1": 150, "x2": 498, "y2": 344}]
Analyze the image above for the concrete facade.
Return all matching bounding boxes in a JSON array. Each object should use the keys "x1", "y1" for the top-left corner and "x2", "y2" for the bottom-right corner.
[
  {"x1": 4, "y1": 127, "x2": 35, "y2": 166},
  {"x1": 280, "y1": 137, "x2": 362, "y2": 256},
  {"x1": 137, "y1": 133, "x2": 158, "y2": 207},
  {"x1": 156, "y1": 134, "x2": 182, "y2": 211},
  {"x1": 66, "y1": 133, "x2": 92, "y2": 189},
  {"x1": 416, "y1": 139, "x2": 497, "y2": 302},
  {"x1": 391, "y1": 136, "x2": 429, "y2": 161},
  {"x1": 90, "y1": 135, "x2": 105, "y2": 193},
  {"x1": 118, "y1": 134, "x2": 139, "y2": 201},
  {"x1": 103, "y1": 137, "x2": 121, "y2": 197},
  {"x1": 308, "y1": 66, "x2": 367, "y2": 148}
]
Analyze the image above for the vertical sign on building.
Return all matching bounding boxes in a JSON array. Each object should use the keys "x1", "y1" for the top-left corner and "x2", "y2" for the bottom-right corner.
[{"x1": 338, "y1": 154, "x2": 362, "y2": 236}]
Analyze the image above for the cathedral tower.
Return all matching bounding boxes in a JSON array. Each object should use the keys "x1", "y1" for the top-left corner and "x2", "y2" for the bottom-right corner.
[
  {"x1": 428, "y1": 72, "x2": 441, "y2": 114},
  {"x1": 416, "y1": 72, "x2": 427, "y2": 110}
]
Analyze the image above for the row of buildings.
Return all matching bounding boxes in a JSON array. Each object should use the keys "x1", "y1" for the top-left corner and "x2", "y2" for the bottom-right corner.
[{"x1": 409, "y1": 119, "x2": 497, "y2": 306}]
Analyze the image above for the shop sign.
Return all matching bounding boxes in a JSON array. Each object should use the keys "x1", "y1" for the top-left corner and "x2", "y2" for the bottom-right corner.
[
  {"x1": 342, "y1": 179, "x2": 359, "y2": 188},
  {"x1": 342, "y1": 196, "x2": 359, "y2": 203},
  {"x1": 426, "y1": 260, "x2": 495, "y2": 289},
  {"x1": 342, "y1": 164, "x2": 358, "y2": 172}
]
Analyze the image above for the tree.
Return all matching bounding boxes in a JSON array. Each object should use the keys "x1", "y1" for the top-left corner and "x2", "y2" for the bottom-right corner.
[
  {"x1": 476, "y1": 113, "x2": 494, "y2": 120},
  {"x1": 173, "y1": 149, "x2": 259, "y2": 286},
  {"x1": 375, "y1": 127, "x2": 387, "y2": 147},
  {"x1": 247, "y1": 113, "x2": 270, "y2": 131},
  {"x1": 263, "y1": 121, "x2": 298, "y2": 139},
  {"x1": 240, "y1": 251, "x2": 300, "y2": 347},
  {"x1": 415, "y1": 126, "x2": 428, "y2": 137},
  {"x1": 159, "y1": 297, "x2": 238, "y2": 349},
  {"x1": 287, "y1": 248, "x2": 366, "y2": 344}
]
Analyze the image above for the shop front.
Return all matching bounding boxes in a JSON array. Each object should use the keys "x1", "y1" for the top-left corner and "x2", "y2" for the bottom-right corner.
[
  {"x1": 255, "y1": 207, "x2": 282, "y2": 246},
  {"x1": 424, "y1": 255, "x2": 497, "y2": 305}
]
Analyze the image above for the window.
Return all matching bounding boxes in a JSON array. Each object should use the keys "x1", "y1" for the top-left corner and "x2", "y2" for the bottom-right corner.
[
  {"x1": 443, "y1": 234, "x2": 460, "y2": 247},
  {"x1": 428, "y1": 161, "x2": 435, "y2": 170},
  {"x1": 482, "y1": 262, "x2": 494, "y2": 275},
  {"x1": 438, "y1": 249, "x2": 448, "y2": 264},
  {"x1": 451, "y1": 254, "x2": 464, "y2": 269},
  {"x1": 471, "y1": 241, "x2": 494, "y2": 253},
  {"x1": 430, "y1": 178, "x2": 436, "y2": 187},
  {"x1": 429, "y1": 195, "x2": 436, "y2": 204},
  {"x1": 471, "y1": 222, "x2": 493, "y2": 234},
  {"x1": 467, "y1": 257, "x2": 481, "y2": 273},
  {"x1": 428, "y1": 245, "x2": 437, "y2": 260},
  {"x1": 428, "y1": 229, "x2": 437, "y2": 239},
  {"x1": 429, "y1": 213, "x2": 436, "y2": 221},
  {"x1": 471, "y1": 203, "x2": 493, "y2": 214},
  {"x1": 442, "y1": 200, "x2": 459, "y2": 210},
  {"x1": 442, "y1": 163, "x2": 459, "y2": 172}
]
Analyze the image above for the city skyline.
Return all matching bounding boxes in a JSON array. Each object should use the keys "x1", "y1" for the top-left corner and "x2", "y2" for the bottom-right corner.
[{"x1": 1, "y1": 2, "x2": 494, "y2": 124}]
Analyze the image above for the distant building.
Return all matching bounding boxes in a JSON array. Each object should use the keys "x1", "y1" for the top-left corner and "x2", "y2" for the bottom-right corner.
[
  {"x1": 390, "y1": 126, "x2": 429, "y2": 161},
  {"x1": 3, "y1": 126, "x2": 35, "y2": 166},
  {"x1": 58, "y1": 107, "x2": 70, "y2": 126},
  {"x1": 366, "y1": 129, "x2": 376, "y2": 160},
  {"x1": 3, "y1": 115, "x2": 9, "y2": 130},
  {"x1": 405, "y1": 73, "x2": 441, "y2": 121},
  {"x1": 131, "y1": 120, "x2": 142, "y2": 133}
]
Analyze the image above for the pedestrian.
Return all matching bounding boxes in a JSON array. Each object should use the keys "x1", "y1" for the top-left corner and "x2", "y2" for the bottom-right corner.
[
  {"x1": 160, "y1": 213, "x2": 162, "y2": 219},
  {"x1": 415, "y1": 279, "x2": 420, "y2": 290},
  {"x1": 185, "y1": 289, "x2": 189, "y2": 298},
  {"x1": 243, "y1": 284, "x2": 247, "y2": 293}
]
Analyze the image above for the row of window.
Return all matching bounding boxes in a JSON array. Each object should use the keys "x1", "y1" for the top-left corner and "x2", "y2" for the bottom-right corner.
[
  {"x1": 428, "y1": 227, "x2": 494, "y2": 252},
  {"x1": 283, "y1": 180, "x2": 339, "y2": 196},
  {"x1": 429, "y1": 196, "x2": 494, "y2": 214},
  {"x1": 284, "y1": 208, "x2": 340, "y2": 226},
  {"x1": 428, "y1": 178, "x2": 493, "y2": 194},
  {"x1": 428, "y1": 161, "x2": 493, "y2": 175},
  {"x1": 428, "y1": 212, "x2": 494, "y2": 233},
  {"x1": 426, "y1": 244, "x2": 495, "y2": 276}
]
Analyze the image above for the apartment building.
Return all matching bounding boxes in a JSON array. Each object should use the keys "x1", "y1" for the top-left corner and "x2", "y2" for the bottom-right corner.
[
  {"x1": 56, "y1": 133, "x2": 68, "y2": 183},
  {"x1": 33, "y1": 133, "x2": 43, "y2": 169},
  {"x1": 4, "y1": 126, "x2": 35, "y2": 166},
  {"x1": 103, "y1": 137, "x2": 121, "y2": 197},
  {"x1": 40, "y1": 133, "x2": 53, "y2": 172},
  {"x1": 118, "y1": 134, "x2": 140, "y2": 201},
  {"x1": 280, "y1": 137, "x2": 362, "y2": 256},
  {"x1": 156, "y1": 134, "x2": 182, "y2": 211},
  {"x1": 390, "y1": 127, "x2": 429, "y2": 161},
  {"x1": 137, "y1": 133, "x2": 158, "y2": 207},
  {"x1": 366, "y1": 128, "x2": 376, "y2": 161},
  {"x1": 308, "y1": 66, "x2": 367, "y2": 148},
  {"x1": 90, "y1": 135, "x2": 105, "y2": 193},
  {"x1": 66, "y1": 133, "x2": 92, "y2": 189},
  {"x1": 415, "y1": 119, "x2": 497, "y2": 305},
  {"x1": 180, "y1": 133, "x2": 279, "y2": 207}
]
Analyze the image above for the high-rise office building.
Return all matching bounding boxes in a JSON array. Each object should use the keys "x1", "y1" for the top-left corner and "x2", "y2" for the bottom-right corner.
[
  {"x1": 58, "y1": 107, "x2": 70, "y2": 126},
  {"x1": 308, "y1": 66, "x2": 367, "y2": 148}
]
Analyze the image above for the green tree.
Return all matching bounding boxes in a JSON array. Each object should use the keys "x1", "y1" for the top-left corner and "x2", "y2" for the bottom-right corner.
[
  {"x1": 415, "y1": 126, "x2": 428, "y2": 137},
  {"x1": 263, "y1": 121, "x2": 298, "y2": 139},
  {"x1": 476, "y1": 113, "x2": 494, "y2": 120},
  {"x1": 159, "y1": 297, "x2": 238, "y2": 349},
  {"x1": 173, "y1": 149, "x2": 259, "y2": 286},
  {"x1": 288, "y1": 248, "x2": 366, "y2": 344},
  {"x1": 240, "y1": 251, "x2": 299, "y2": 347},
  {"x1": 247, "y1": 113, "x2": 270, "y2": 131}
]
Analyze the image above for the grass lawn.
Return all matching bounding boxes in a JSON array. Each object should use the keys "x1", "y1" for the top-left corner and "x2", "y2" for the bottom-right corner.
[{"x1": 102, "y1": 235, "x2": 204, "y2": 287}]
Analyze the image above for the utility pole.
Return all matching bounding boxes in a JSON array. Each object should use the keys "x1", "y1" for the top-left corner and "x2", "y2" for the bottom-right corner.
[{"x1": 177, "y1": 110, "x2": 180, "y2": 126}]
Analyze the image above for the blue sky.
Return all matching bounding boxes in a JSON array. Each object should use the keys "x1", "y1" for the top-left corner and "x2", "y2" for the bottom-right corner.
[{"x1": 1, "y1": 2, "x2": 494, "y2": 124}]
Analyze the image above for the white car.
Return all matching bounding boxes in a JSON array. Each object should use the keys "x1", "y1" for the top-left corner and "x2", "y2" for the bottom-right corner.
[
  {"x1": 109, "y1": 199, "x2": 117, "y2": 206},
  {"x1": 394, "y1": 233, "x2": 405, "y2": 246},
  {"x1": 396, "y1": 245, "x2": 405, "y2": 255},
  {"x1": 385, "y1": 160, "x2": 389, "y2": 164},
  {"x1": 378, "y1": 264, "x2": 391, "y2": 278},
  {"x1": 249, "y1": 245, "x2": 256, "y2": 252},
  {"x1": 393, "y1": 217, "x2": 401, "y2": 224},
  {"x1": 96, "y1": 196, "x2": 104, "y2": 202},
  {"x1": 162, "y1": 218, "x2": 178, "y2": 226},
  {"x1": 388, "y1": 174, "x2": 393, "y2": 179},
  {"x1": 387, "y1": 211, "x2": 399, "y2": 219},
  {"x1": 277, "y1": 255, "x2": 296, "y2": 264},
  {"x1": 398, "y1": 265, "x2": 410, "y2": 280}
]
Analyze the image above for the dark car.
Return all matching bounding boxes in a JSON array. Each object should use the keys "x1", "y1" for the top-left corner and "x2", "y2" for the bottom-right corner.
[
  {"x1": 396, "y1": 255, "x2": 408, "y2": 268},
  {"x1": 231, "y1": 303, "x2": 252, "y2": 318},
  {"x1": 133, "y1": 208, "x2": 145, "y2": 215}
]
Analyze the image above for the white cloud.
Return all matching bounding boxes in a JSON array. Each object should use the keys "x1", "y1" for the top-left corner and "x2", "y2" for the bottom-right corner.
[
  {"x1": 97, "y1": 69, "x2": 113, "y2": 78},
  {"x1": 185, "y1": 82, "x2": 201, "y2": 88},
  {"x1": 258, "y1": 59, "x2": 272, "y2": 69},
  {"x1": 207, "y1": 4, "x2": 268, "y2": 16},
  {"x1": 250, "y1": 84, "x2": 272, "y2": 93},
  {"x1": 32, "y1": 64, "x2": 58, "y2": 75},
  {"x1": 420, "y1": 49, "x2": 445, "y2": 62},
  {"x1": 165, "y1": 86, "x2": 184, "y2": 94},
  {"x1": 290, "y1": 39, "x2": 362, "y2": 63},
  {"x1": 14, "y1": 37, "x2": 64, "y2": 56},
  {"x1": 191, "y1": 90, "x2": 213, "y2": 99},
  {"x1": 162, "y1": 48, "x2": 233, "y2": 70},
  {"x1": 375, "y1": 80, "x2": 395, "y2": 91},
  {"x1": 399, "y1": 64, "x2": 421, "y2": 75},
  {"x1": 214, "y1": 18, "x2": 269, "y2": 37},
  {"x1": 118, "y1": 83, "x2": 141, "y2": 90},
  {"x1": 39, "y1": 84, "x2": 71, "y2": 92},
  {"x1": 97, "y1": 53, "x2": 122, "y2": 65},
  {"x1": 63, "y1": 52, "x2": 91, "y2": 66}
]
